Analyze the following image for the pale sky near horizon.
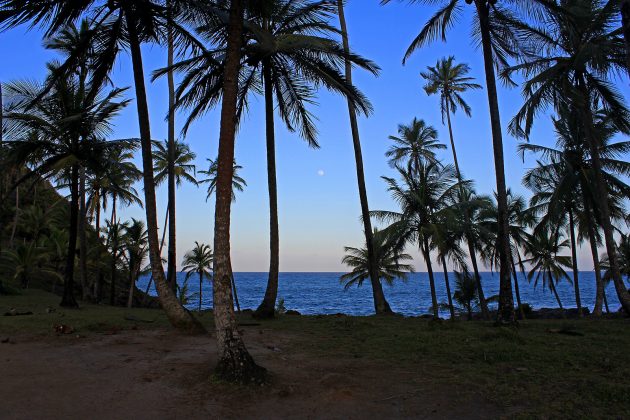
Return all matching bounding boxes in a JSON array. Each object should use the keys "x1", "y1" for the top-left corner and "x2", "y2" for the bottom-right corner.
[{"x1": 0, "y1": 1, "x2": 628, "y2": 272}]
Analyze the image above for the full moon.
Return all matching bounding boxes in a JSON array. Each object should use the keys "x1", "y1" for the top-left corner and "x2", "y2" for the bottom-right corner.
[{"x1": 317, "y1": 169, "x2": 325, "y2": 176}]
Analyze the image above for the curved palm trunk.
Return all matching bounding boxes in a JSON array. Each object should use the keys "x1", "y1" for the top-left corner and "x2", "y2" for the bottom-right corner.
[
  {"x1": 79, "y1": 166, "x2": 89, "y2": 301},
  {"x1": 510, "y1": 258, "x2": 525, "y2": 320},
  {"x1": 254, "y1": 61, "x2": 280, "y2": 319},
  {"x1": 198, "y1": 272, "x2": 203, "y2": 312},
  {"x1": 549, "y1": 275, "x2": 564, "y2": 313},
  {"x1": 166, "y1": 10, "x2": 178, "y2": 294},
  {"x1": 447, "y1": 106, "x2": 489, "y2": 319},
  {"x1": 577, "y1": 81, "x2": 630, "y2": 315},
  {"x1": 567, "y1": 207, "x2": 582, "y2": 317},
  {"x1": 338, "y1": 0, "x2": 392, "y2": 314},
  {"x1": 212, "y1": 0, "x2": 265, "y2": 383},
  {"x1": 60, "y1": 165, "x2": 79, "y2": 308},
  {"x1": 125, "y1": 9, "x2": 204, "y2": 334},
  {"x1": 422, "y1": 238, "x2": 439, "y2": 319},
  {"x1": 144, "y1": 207, "x2": 170, "y2": 297},
  {"x1": 603, "y1": 290, "x2": 610, "y2": 314},
  {"x1": 476, "y1": 1, "x2": 514, "y2": 323},
  {"x1": 440, "y1": 255, "x2": 455, "y2": 320}
]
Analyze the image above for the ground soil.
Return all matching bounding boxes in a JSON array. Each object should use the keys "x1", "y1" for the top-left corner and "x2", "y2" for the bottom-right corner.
[{"x1": 1, "y1": 326, "x2": 499, "y2": 419}]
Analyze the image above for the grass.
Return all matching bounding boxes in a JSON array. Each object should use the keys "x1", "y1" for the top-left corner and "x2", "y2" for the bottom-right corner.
[{"x1": 2, "y1": 289, "x2": 630, "y2": 417}]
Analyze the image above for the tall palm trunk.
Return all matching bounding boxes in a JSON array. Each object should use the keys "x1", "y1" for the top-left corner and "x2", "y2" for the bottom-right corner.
[
  {"x1": 440, "y1": 255, "x2": 455, "y2": 319},
  {"x1": 510, "y1": 258, "x2": 525, "y2": 319},
  {"x1": 254, "y1": 60, "x2": 280, "y2": 319},
  {"x1": 422, "y1": 238, "x2": 439, "y2": 319},
  {"x1": 338, "y1": 0, "x2": 392, "y2": 314},
  {"x1": 79, "y1": 166, "x2": 89, "y2": 301},
  {"x1": 567, "y1": 207, "x2": 582, "y2": 317},
  {"x1": 549, "y1": 273, "x2": 564, "y2": 312},
  {"x1": 9, "y1": 186, "x2": 18, "y2": 247},
  {"x1": 583, "y1": 196, "x2": 604, "y2": 316},
  {"x1": 446, "y1": 107, "x2": 489, "y2": 318},
  {"x1": 60, "y1": 165, "x2": 79, "y2": 308},
  {"x1": 125, "y1": 8, "x2": 204, "y2": 334},
  {"x1": 144, "y1": 207, "x2": 170, "y2": 297},
  {"x1": 93, "y1": 193, "x2": 102, "y2": 301},
  {"x1": 476, "y1": 1, "x2": 514, "y2": 323},
  {"x1": 127, "y1": 255, "x2": 135, "y2": 308},
  {"x1": 212, "y1": 0, "x2": 265, "y2": 383},
  {"x1": 576, "y1": 80, "x2": 630, "y2": 315},
  {"x1": 198, "y1": 272, "x2": 203, "y2": 312},
  {"x1": 166, "y1": 7, "x2": 178, "y2": 294}
]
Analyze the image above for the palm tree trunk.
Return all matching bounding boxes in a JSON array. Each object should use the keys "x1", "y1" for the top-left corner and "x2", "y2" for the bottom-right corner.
[
  {"x1": 125, "y1": 8, "x2": 204, "y2": 334},
  {"x1": 622, "y1": 0, "x2": 630, "y2": 75},
  {"x1": 60, "y1": 165, "x2": 79, "y2": 308},
  {"x1": 510, "y1": 258, "x2": 525, "y2": 320},
  {"x1": 199, "y1": 272, "x2": 203, "y2": 312},
  {"x1": 9, "y1": 186, "x2": 19, "y2": 247},
  {"x1": 440, "y1": 255, "x2": 455, "y2": 320},
  {"x1": 550, "y1": 277, "x2": 564, "y2": 312},
  {"x1": 127, "y1": 256, "x2": 135, "y2": 308},
  {"x1": 231, "y1": 271, "x2": 241, "y2": 312},
  {"x1": 166, "y1": 7, "x2": 178, "y2": 294},
  {"x1": 603, "y1": 290, "x2": 610, "y2": 314},
  {"x1": 576, "y1": 80, "x2": 630, "y2": 315},
  {"x1": 212, "y1": 0, "x2": 265, "y2": 383},
  {"x1": 338, "y1": 0, "x2": 392, "y2": 314},
  {"x1": 79, "y1": 166, "x2": 89, "y2": 301},
  {"x1": 145, "y1": 207, "x2": 170, "y2": 297},
  {"x1": 476, "y1": 1, "x2": 514, "y2": 324},
  {"x1": 582, "y1": 189, "x2": 604, "y2": 316},
  {"x1": 110, "y1": 247, "x2": 117, "y2": 306},
  {"x1": 254, "y1": 60, "x2": 280, "y2": 319},
  {"x1": 422, "y1": 238, "x2": 439, "y2": 319},
  {"x1": 567, "y1": 207, "x2": 583, "y2": 317},
  {"x1": 94, "y1": 195, "x2": 102, "y2": 301}
]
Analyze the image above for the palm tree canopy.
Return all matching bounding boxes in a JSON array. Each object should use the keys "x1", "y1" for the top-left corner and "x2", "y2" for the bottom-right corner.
[
  {"x1": 198, "y1": 157, "x2": 246, "y2": 202},
  {"x1": 152, "y1": 139, "x2": 197, "y2": 187},
  {"x1": 385, "y1": 118, "x2": 446, "y2": 174},
  {"x1": 182, "y1": 241, "x2": 214, "y2": 281}
]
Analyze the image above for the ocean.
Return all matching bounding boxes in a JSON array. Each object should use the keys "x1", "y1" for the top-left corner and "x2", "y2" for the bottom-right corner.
[{"x1": 137, "y1": 271, "x2": 624, "y2": 316}]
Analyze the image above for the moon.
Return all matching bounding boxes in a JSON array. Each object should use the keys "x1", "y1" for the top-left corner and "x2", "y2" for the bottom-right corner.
[{"x1": 317, "y1": 169, "x2": 325, "y2": 176}]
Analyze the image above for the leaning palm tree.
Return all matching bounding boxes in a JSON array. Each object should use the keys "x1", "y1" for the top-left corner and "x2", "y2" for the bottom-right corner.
[
  {"x1": 182, "y1": 241, "x2": 214, "y2": 313},
  {"x1": 341, "y1": 227, "x2": 414, "y2": 291},
  {"x1": 2, "y1": 68, "x2": 130, "y2": 307},
  {"x1": 523, "y1": 229, "x2": 573, "y2": 312},
  {"x1": 385, "y1": 118, "x2": 445, "y2": 175},
  {"x1": 381, "y1": 0, "x2": 523, "y2": 323},
  {"x1": 0, "y1": 0, "x2": 205, "y2": 332},
  {"x1": 152, "y1": 139, "x2": 197, "y2": 292},
  {"x1": 504, "y1": 0, "x2": 630, "y2": 315},
  {"x1": 165, "y1": 0, "x2": 379, "y2": 319}
]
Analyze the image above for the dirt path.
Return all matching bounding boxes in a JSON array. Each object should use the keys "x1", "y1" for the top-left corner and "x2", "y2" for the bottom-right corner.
[{"x1": 1, "y1": 327, "x2": 498, "y2": 419}]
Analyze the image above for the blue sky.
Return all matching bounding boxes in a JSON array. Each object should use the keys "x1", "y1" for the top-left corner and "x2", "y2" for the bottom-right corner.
[{"x1": 1, "y1": 1, "x2": 627, "y2": 271}]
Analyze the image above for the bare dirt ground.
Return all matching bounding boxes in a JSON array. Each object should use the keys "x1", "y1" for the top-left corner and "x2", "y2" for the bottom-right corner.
[{"x1": 1, "y1": 326, "x2": 498, "y2": 419}]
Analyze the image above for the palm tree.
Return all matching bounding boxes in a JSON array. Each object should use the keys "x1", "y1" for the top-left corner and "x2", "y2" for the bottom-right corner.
[
  {"x1": 152, "y1": 139, "x2": 197, "y2": 292},
  {"x1": 165, "y1": 0, "x2": 378, "y2": 319},
  {"x1": 104, "y1": 218, "x2": 128, "y2": 306},
  {"x1": 381, "y1": 0, "x2": 521, "y2": 323},
  {"x1": 385, "y1": 118, "x2": 445, "y2": 174},
  {"x1": 198, "y1": 157, "x2": 246, "y2": 202},
  {"x1": 337, "y1": 0, "x2": 392, "y2": 315},
  {"x1": 341, "y1": 227, "x2": 414, "y2": 291},
  {"x1": 602, "y1": 234, "x2": 630, "y2": 290},
  {"x1": 0, "y1": 0, "x2": 206, "y2": 331},
  {"x1": 453, "y1": 270, "x2": 478, "y2": 320},
  {"x1": 0, "y1": 243, "x2": 60, "y2": 289},
  {"x1": 182, "y1": 241, "x2": 213, "y2": 313},
  {"x1": 123, "y1": 218, "x2": 148, "y2": 308},
  {"x1": 523, "y1": 230, "x2": 573, "y2": 311},
  {"x1": 2, "y1": 67, "x2": 130, "y2": 307},
  {"x1": 505, "y1": 0, "x2": 630, "y2": 315}
]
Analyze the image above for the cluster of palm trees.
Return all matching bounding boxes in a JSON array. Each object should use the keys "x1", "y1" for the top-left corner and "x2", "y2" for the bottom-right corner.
[{"x1": 0, "y1": 0, "x2": 629, "y2": 383}]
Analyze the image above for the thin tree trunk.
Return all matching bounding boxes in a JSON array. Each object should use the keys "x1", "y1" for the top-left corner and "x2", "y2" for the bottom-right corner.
[
  {"x1": 577, "y1": 80, "x2": 630, "y2": 315},
  {"x1": 338, "y1": 0, "x2": 392, "y2": 314},
  {"x1": 199, "y1": 272, "x2": 203, "y2": 312},
  {"x1": 254, "y1": 60, "x2": 280, "y2": 319},
  {"x1": 109, "y1": 194, "x2": 117, "y2": 306},
  {"x1": 567, "y1": 207, "x2": 583, "y2": 317},
  {"x1": 9, "y1": 186, "x2": 19, "y2": 247},
  {"x1": 582, "y1": 190, "x2": 604, "y2": 316},
  {"x1": 603, "y1": 290, "x2": 610, "y2": 314},
  {"x1": 231, "y1": 271, "x2": 241, "y2": 313},
  {"x1": 440, "y1": 255, "x2": 455, "y2": 320},
  {"x1": 446, "y1": 107, "x2": 488, "y2": 318},
  {"x1": 166, "y1": 7, "x2": 178, "y2": 294},
  {"x1": 510, "y1": 258, "x2": 525, "y2": 320},
  {"x1": 125, "y1": 9, "x2": 204, "y2": 334},
  {"x1": 212, "y1": 0, "x2": 265, "y2": 383},
  {"x1": 422, "y1": 239, "x2": 439, "y2": 319},
  {"x1": 127, "y1": 256, "x2": 135, "y2": 308},
  {"x1": 94, "y1": 196, "x2": 102, "y2": 301},
  {"x1": 79, "y1": 166, "x2": 89, "y2": 301},
  {"x1": 60, "y1": 165, "x2": 79, "y2": 308},
  {"x1": 549, "y1": 276, "x2": 564, "y2": 312},
  {"x1": 476, "y1": 1, "x2": 514, "y2": 324},
  {"x1": 145, "y1": 207, "x2": 170, "y2": 297}
]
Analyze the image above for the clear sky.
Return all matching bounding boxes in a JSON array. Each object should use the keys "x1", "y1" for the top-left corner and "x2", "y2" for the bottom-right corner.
[{"x1": 0, "y1": 1, "x2": 627, "y2": 271}]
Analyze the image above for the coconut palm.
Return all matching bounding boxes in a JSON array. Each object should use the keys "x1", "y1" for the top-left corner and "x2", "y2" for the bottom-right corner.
[
  {"x1": 523, "y1": 229, "x2": 573, "y2": 311},
  {"x1": 198, "y1": 157, "x2": 246, "y2": 202},
  {"x1": 341, "y1": 228, "x2": 414, "y2": 291},
  {"x1": 104, "y1": 219, "x2": 128, "y2": 306},
  {"x1": 504, "y1": 0, "x2": 630, "y2": 315},
  {"x1": 453, "y1": 270, "x2": 478, "y2": 321},
  {"x1": 182, "y1": 241, "x2": 214, "y2": 313},
  {"x1": 123, "y1": 218, "x2": 148, "y2": 308},
  {"x1": 602, "y1": 234, "x2": 630, "y2": 289},
  {"x1": 0, "y1": 0, "x2": 206, "y2": 331},
  {"x1": 152, "y1": 139, "x2": 197, "y2": 292},
  {"x1": 337, "y1": 0, "x2": 392, "y2": 316},
  {"x1": 381, "y1": 0, "x2": 524, "y2": 323},
  {"x1": 0, "y1": 243, "x2": 60, "y2": 289},
  {"x1": 385, "y1": 118, "x2": 445, "y2": 175}
]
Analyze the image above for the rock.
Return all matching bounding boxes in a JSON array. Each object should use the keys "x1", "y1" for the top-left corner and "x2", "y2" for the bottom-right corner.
[{"x1": 285, "y1": 310, "x2": 301, "y2": 316}]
